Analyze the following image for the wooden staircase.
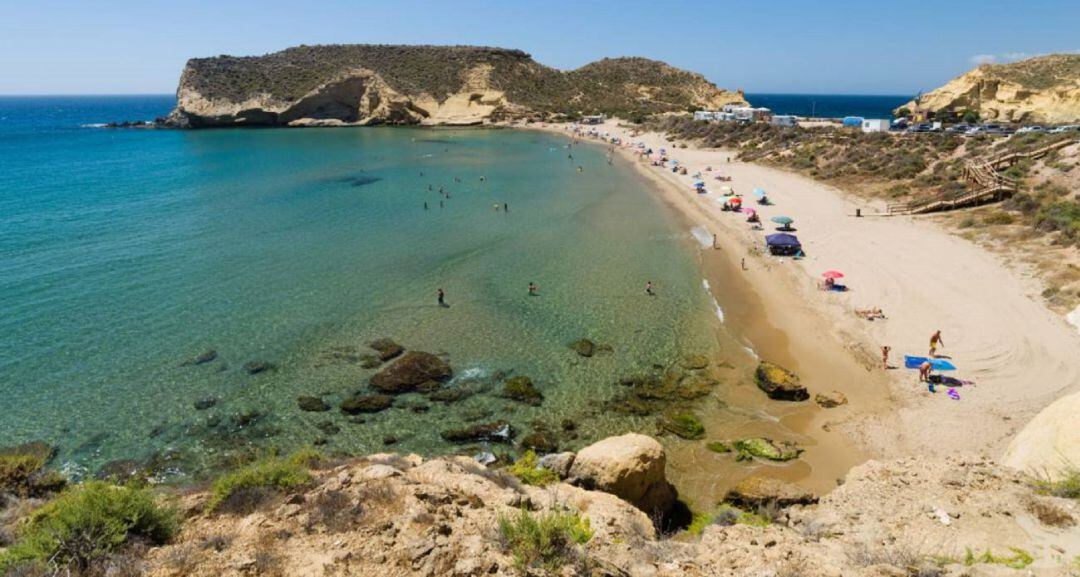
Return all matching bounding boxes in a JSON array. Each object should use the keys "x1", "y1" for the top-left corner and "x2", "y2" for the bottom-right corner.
[{"x1": 887, "y1": 138, "x2": 1076, "y2": 215}]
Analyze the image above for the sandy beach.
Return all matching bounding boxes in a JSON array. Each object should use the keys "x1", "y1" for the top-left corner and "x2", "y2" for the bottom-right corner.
[{"x1": 534, "y1": 119, "x2": 1080, "y2": 476}]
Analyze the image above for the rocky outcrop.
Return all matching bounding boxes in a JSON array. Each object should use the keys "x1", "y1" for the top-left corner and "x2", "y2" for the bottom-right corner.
[
  {"x1": 755, "y1": 361, "x2": 808, "y2": 401},
  {"x1": 567, "y1": 433, "x2": 676, "y2": 515},
  {"x1": 1004, "y1": 390, "x2": 1080, "y2": 480},
  {"x1": 166, "y1": 44, "x2": 746, "y2": 128},
  {"x1": 899, "y1": 54, "x2": 1080, "y2": 123},
  {"x1": 369, "y1": 351, "x2": 452, "y2": 394},
  {"x1": 724, "y1": 477, "x2": 817, "y2": 509}
]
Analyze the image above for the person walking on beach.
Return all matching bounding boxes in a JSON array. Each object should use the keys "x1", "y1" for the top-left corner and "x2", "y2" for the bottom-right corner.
[
  {"x1": 881, "y1": 345, "x2": 891, "y2": 370},
  {"x1": 528, "y1": 282, "x2": 538, "y2": 296},
  {"x1": 929, "y1": 330, "x2": 944, "y2": 357},
  {"x1": 645, "y1": 281, "x2": 655, "y2": 296},
  {"x1": 919, "y1": 360, "x2": 932, "y2": 383},
  {"x1": 437, "y1": 288, "x2": 446, "y2": 307}
]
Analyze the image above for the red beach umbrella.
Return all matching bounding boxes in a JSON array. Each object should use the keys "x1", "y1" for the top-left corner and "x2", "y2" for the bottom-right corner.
[{"x1": 822, "y1": 270, "x2": 844, "y2": 279}]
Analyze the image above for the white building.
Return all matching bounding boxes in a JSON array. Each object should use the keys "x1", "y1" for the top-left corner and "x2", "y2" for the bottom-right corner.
[
  {"x1": 861, "y1": 119, "x2": 891, "y2": 133},
  {"x1": 771, "y1": 115, "x2": 798, "y2": 127},
  {"x1": 693, "y1": 110, "x2": 719, "y2": 122},
  {"x1": 580, "y1": 114, "x2": 606, "y2": 125}
]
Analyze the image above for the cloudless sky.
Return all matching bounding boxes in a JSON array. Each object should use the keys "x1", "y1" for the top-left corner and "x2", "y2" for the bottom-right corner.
[{"x1": 1, "y1": 0, "x2": 1078, "y2": 95}]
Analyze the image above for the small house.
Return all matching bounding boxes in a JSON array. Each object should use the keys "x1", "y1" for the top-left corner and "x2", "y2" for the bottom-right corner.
[
  {"x1": 580, "y1": 114, "x2": 606, "y2": 125},
  {"x1": 693, "y1": 110, "x2": 719, "y2": 122},
  {"x1": 771, "y1": 115, "x2": 798, "y2": 127},
  {"x1": 861, "y1": 119, "x2": 891, "y2": 133}
]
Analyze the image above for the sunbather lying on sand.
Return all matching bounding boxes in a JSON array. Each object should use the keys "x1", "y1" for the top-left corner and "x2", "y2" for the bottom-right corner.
[{"x1": 856, "y1": 307, "x2": 886, "y2": 320}]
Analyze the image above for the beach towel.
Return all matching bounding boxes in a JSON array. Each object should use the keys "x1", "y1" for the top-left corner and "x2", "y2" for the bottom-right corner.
[{"x1": 904, "y1": 356, "x2": 957, "y2": 371}]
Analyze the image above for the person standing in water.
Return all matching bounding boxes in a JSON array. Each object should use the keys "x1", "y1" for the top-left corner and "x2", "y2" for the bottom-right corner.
[
  {"x1": 528, "y1": 282, "x2": 538, "y2": 296},
  {"x1": 645, "y1": 281, "x2": 655, "y2": 296},
  {"x1": 504, "y1": 203, "x2": 509, "y2": 212},
  {"x1": 424, "y1": 202, "x2": 428, "y2": 210},
  {"x1": 437, "y1": 288, "x2": 446, "y2": 307}
]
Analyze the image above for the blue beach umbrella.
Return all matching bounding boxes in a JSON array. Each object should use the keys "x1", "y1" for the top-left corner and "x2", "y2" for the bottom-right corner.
[
  {"x1": 903, "y1": 356, "x2": 957, "y2": 371},
  {"x1": 752, "y1": 188, "x2": 766, "y2": 197},
  {"x1": 770, "y1": 216, "x2": 794, "y2": 225}
]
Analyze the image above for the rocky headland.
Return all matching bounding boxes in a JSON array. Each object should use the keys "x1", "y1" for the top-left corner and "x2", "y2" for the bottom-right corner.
[{"x1": 162, "y1": 44, "x2": 746, "y2": 128}]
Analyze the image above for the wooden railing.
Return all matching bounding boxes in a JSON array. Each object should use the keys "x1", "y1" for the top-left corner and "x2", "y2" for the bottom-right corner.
[{"x1": 888, "y1": 138, "x2": 1076, "y2": 215}]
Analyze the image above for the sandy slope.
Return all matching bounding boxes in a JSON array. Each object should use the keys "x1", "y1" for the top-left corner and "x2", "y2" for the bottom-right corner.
[{"x1": 548, "y1": 120, "x2": 1080, "y2": 464}]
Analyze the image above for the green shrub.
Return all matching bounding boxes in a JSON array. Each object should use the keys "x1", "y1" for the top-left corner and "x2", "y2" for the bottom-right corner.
[
  {"x1": 1031, "y1": 467, "x2": 1080, "y2": 499},
  {"x1": 963, "y1": 547, "x2": 1034, "y2": 569},
  {"x1": 0, "y1": 452, "x2": 65, "y2": 498},
  {"x1": 983, "y1": 211, "x2": 1015, "y2": 225},
  {"x1": 497, "y1": 509, "x2": 593, "y2": 573},
  {"x1": 1034, "y1": 201, "x2": 1080, "y2": 242},
  {"x1": 507, "y1": 451, "x2": 559, "y2": 487},
  {"x1": 685, "y1": 504, "x2": 771, "y2": 535},
  {"x1": 0, "y1": 482, "x2": 178, "y2": 572},
  {"x1": 206, "y1": 456, "x2": 311, "y2": 513}
]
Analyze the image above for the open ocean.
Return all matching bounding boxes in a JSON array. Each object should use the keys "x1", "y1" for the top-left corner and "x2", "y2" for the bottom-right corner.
[
  {"x1": 745, "y1": 93, "x2": 911, "y2": 119},
  {"x1": 1, "y1": 95, "x2": 736, "y2": 480}
]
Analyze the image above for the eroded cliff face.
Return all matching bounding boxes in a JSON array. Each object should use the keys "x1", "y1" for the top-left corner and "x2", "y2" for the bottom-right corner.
[
  {"x1": 165, "y1": 45, "x2": 746, "y2": 128},
  {"x1": 901, "y1": 54, "x2": 1080, "y2": 123}
]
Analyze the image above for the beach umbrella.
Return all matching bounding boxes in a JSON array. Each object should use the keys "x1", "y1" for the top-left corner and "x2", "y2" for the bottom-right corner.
[
  {"x1": 730, "y1": 197, "x2": 742, "y2": 205},
  {"x1": 752, "y1": 187, "x2": 766, "y2": 197},
  {"x1": 821, "y1": 270, "x2": 844, "y2": 279},
  {"x1": 771, "y1": 216, "x2": 794, "y2": 225},
  {"x1": 693, "y1": 180, "x2": 705, "y2": 187}
]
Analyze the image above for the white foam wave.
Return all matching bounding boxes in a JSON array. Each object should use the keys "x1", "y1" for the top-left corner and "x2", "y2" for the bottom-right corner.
[
  {"x1": 454, "y1": 366, "x2": 488, "y2": 382},
  {"x1": 1068, "y1": 304, "x2": 1080, "y2": 336},
  {"x1": 81, "y1": 123, "x2": 107, "y2": 128},
  {"x1": 742, "y1": 342, "x2": 759, "y2": 359},
  {"x1": 690, "y1": 226, "x2": 713, "y2": 249},
  {"x1": 701, "y1": 279, "x2": 724, "y2": 322}
]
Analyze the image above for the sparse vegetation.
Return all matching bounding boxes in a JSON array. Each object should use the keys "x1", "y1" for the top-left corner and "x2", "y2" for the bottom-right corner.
[
  {"x1": 1030, "y1": 466, "x2": 1080, "y2": 499},
  {"x1": 0, "y1": 482, "x2": 178, "y2": 574},
  {"x1": 507, "y1": 451, "x2": 559, "y2": 487},
  {"x1": 497, "y1": 508, "x2": 593, "y2": 574},
  {"x1": 206, "y1": 453, "x2": 313, "y2": 513},
  {"x1": 686, "y1": 504, "x2": 774, "y2": 535},
  {"x1": 1023, "y1": 496, "x2": 1076, "y2": 527},
  {"x1": 0, "y1": 452, "x2": 65, "y2": 498},
  {"x1": 963, "y1": 547, "x2": 1034, "y2": 569}
]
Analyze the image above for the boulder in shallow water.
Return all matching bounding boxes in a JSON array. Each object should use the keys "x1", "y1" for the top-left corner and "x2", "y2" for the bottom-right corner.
[
  {"x1": 370, "y1": 351, "x2": 452, "y2": 394},
  {"x1": 193, "y1": 397, "x2": 218, "y2": 411},
  {"x1": 502, "y1": 376, "x2": 543, "y2": 405},
  {"x1": 297, "y1": 395, "x2": 330, "y2": 412},
  {"x1": 724, "y1": 477, "x2": 817, "y2": 509},
  {"x1": 814, "y1": 391, "x2": 848, "y2": 408},
  {"x1": 571, "y1": 338, "x2": 596, "y2": 358},
  {"x1": 440, "y1": 420, "x2": 514, "y2": 444},
  {"x1": 732, "y1": 438, "x2": 802, "y2": 462},
  {"x1": 340, "y1": 394, "x2": 394, "y2": 414},
  {"x1": 568, "y1": 433, "x2": 676, "y2": 514},
  {"x1": 368, "y1": 338, "x2": 404, "y2": 361},
  {"x1": 659, "y1": 411, "x2": 706, "y2": 440},
  {"x1": 183, "y1": 349, "x2": 218, "y2": 366},
  {"x1": 429, "y1": 388, "x2": 472, "y2": 404},
  {"x1": 243, "y1": 360, "x2": 275, "y2": 375},
  {"x1": 755, "y1": 361, "x2": 808, "y2": 401}
]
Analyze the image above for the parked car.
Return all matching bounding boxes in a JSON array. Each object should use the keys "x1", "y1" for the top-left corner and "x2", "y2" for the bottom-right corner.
[
  {"x1": 946, "y1": 123, "x2": 972, "y2": 134},
  {"x1": 1016, "y1": 126, "x2": 1044, "y2": 134},
  {"x1": 1049, "y1": 125, "x2": 1080, "y2": 133},
  {"x1": 906, "y1": 123, "x2": 933, "y2": 133}
]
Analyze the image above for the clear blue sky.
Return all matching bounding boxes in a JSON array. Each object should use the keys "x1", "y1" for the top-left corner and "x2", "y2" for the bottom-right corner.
[{"x1": 2, "y1": 0, "x2": 1078, "y2": 95}]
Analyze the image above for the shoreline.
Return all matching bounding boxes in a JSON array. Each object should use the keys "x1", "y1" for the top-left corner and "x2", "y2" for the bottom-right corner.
[{"x1": 524, "y1": 119, "x2": 1080, "y2": 488}]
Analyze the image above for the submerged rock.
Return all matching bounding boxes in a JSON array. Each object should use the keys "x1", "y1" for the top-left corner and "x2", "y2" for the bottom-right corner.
[
  {"x1": 724, "y1": 477, "x2": 817, "y2": 508},
  {"x1": 368, "y1": 338, "x2": 404, "y2": 361},
  {"x1": 501, "y1": 376, "x2": 543, "y2": 405},
  {"x1": 429, "y1": 388, "x2": 473, "y2": 404},
  {"x1": 659, "y1": 411, "x2": 706, "y2": 440},
  {"x1": 193, "y1": 397, "x2": 218, "y2": 411},
  {"x1": 359, "y1": 354, "x2": 382, "y2": 369},
  {"x1": 568, "y1": 433, "x2": 676, "y2": 514},
  {"x1": 519, "y1": 431, "x2": 558, "y2": 454},
  {"x1": 755, "y1": 361, "x2": 808, "y2": 401},
  {"x1": 370, "y1": 351, "x2": 452, "y2": 394},
  {"x1": 571, "y1": 339, "x2": 596, "y2": 358},
  {"x1": 0, "y1": 441, "x2": 56, "y2": 463},
  {"x1": 297, "y1": 395, "x2": 331, "y2": 412},
  {"x1": 441, "y1": 420, "x2": 514, "y2": 444},
  {"x1": 316, "y1": 421, "x2": 341, "y2": 436},
  {"x1": 183, "y1": 349, "x2": 218, "y2": 366},
  {"x1": 340, "y1": 394, "x2": 394, "y2": 414},
  {"x1": 706, "y1": 441, "x2": 732, "y2": 453},
  {"x1": 814, "y1": 391, "x2": 848, "y2": 408},
  {"x1": 732, "y1": 438, "x2": 803, "y2": 462},
  {"x1": 243, "y1": 360, "x2": 275, "y2": 375}
]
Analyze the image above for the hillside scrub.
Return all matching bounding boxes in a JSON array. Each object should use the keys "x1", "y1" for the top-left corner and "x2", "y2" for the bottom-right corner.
[
  {"x1": 206, "y1": 454, "x2": 313, "y2": 513},
  {"x1": 497, "y1": 508, "x2": 593, "y2": 574},
  {"x1": 0, "y1": 482, "x2": 178, "y2": 574}
]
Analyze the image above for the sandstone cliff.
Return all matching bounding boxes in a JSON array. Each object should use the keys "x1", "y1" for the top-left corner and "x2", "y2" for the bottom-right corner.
[
  {"x1": 901, "y1": 54, "x2": 1080, "y2": 123},
  {"x1": 166, "y1": 45, "x2": 746, "y2": 128}
]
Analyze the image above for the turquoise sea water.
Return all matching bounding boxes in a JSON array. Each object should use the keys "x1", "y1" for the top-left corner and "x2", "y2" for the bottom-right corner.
[{"x1": 1, "y1": 96, "x2": 725, "y2": 479}]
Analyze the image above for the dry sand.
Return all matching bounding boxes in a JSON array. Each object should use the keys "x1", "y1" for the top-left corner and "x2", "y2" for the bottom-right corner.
[{"x1": 533, "y1": 119, "x2": 1080, "y2": 472}]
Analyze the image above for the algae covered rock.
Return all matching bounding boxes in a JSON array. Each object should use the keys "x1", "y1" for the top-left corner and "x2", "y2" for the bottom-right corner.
[
  {"x1": 370, "y1": 351, "x2": 452, "y2": 394},
  {"x1": 706, "y1": 441, "x2": 732, "y2": 454},
  {"x1": 368, "y1": 338, "x2": 404, "y2": 361},
  {"x1": 732, "y1": 438, "x2": 802, "y2": 462},
  {"x1": 660, "y1": 411, "x2": 706, "y2": 440},
  {"x1": 297, "y1": 395, "x2": 330, "y2": 412},
  {"x1": 340, "y1": 394, "x2": 394, "y2": 414},
  {"x1": 571, "y1": 338, "x2": 596, "y2": 357},
  {"x1": 755, "y1": 361, "x2": 808, "y2": 401},
  {"x1": 519, "y1": 431, "x2": 559, "y2": 454},
  {"x1": 681, "y1": 355, "x2": 710, "y2": 370},
  {"x1": 501, "y1": 376, "x2": 543, "y2": 405}
]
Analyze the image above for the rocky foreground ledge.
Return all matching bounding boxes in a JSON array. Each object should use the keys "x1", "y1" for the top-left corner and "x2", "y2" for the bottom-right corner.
[{"x1": 124, "y1": 433, "x2": 1080, "y2": 577}]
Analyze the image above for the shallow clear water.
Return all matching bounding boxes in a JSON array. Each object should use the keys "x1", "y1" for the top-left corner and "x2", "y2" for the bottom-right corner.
[{"x1": 1, "y1": 97, "x2": 726, "y2": 479}]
